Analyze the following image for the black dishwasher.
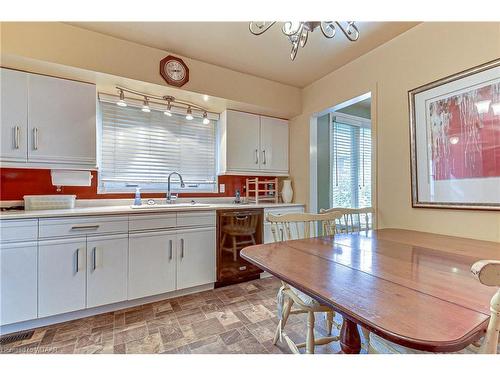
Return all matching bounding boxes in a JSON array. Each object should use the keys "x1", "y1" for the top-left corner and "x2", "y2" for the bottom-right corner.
[{"x1": 215, "y1": 209, "x2": 263, "y2": 287}]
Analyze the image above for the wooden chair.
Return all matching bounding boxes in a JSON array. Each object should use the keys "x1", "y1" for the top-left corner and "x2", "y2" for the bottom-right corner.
[
  {"x1": 368, "y1": 260, "x2": 500, "y2": 354},
  {"x1": 320, "y1": 207, "x2": 374, "y2": 234},
  {"x1": 267, "y1": 211, "x2": 344, "y2": 354}
]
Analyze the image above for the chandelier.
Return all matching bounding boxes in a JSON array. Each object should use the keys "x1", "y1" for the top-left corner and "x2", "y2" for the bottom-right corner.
[{"x1": 249, "y1": 21, "x2": 360, "y2": 61}]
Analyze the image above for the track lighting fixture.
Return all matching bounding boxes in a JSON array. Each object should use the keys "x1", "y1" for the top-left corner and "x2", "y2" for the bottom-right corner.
[
  {"x1": 202, "y1": 112, "x2": 210, "y2": 125},
  {"x1": 186, "y1": 107, "x2": 194, "y2": 121},
  {"x1": 164, "y1": 99, "x2": 173, "y2": 116},
  {"x1": 141, "y1": 97, "x2": 150, "y2": 113},
  {"x1": 116, "y1": 89, "x2": 127, "y2": 107}
]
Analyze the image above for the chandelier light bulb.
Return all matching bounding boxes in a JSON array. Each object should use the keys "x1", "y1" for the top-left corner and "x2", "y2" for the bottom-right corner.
[
  {"x1": 186, "y1": 107, "x2": 194, "y2": 120},
  {"x1": 202, "y1": 112, "x2": 210, "y2": 125},
  {"x1": 116, "y1": 90, "x2": 127, "y2": 107}
]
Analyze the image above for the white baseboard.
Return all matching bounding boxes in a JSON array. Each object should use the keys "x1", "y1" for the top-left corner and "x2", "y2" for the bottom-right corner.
[{"x1": 0, "y1": 283, "x2": 213, "y2": 335}]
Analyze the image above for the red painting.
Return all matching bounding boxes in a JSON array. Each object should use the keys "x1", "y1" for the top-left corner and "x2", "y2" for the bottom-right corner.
[{"x1": 429, "y1": 82, "x2": 500, "y2": 180}]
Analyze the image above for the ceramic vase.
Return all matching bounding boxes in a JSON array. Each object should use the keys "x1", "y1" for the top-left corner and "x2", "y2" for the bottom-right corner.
[{"x1": 281, "y1": 180, "x2": 293, "y2": 203}]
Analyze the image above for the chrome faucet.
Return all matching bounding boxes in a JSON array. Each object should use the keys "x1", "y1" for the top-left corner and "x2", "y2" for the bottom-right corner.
[{"x1": 166, "y1": 172, "x2": 185, "y2": 203}]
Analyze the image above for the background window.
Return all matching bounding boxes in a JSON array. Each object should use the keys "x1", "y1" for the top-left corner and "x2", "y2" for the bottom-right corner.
[
  {"x1": 98, "y1": 101, "x2": 217, "y2": 193},
  {"x1": 330, "y1": 116, "x2": 372, "y2": 208}
]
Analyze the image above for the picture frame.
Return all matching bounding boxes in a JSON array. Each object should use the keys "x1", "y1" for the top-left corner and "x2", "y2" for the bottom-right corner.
[{"x1": 409, "y1": 59, "x2": 500, "y2": 210}]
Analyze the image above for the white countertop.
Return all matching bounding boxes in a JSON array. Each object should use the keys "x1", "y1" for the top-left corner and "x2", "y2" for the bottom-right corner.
[{"x1": 0, "y1": 201, "x2": 304, "y2": 220}]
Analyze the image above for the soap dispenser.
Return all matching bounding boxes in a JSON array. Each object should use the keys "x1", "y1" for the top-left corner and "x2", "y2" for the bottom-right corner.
[{"x1": 134, "y1": 187, "x2": 142, "y2": 206}]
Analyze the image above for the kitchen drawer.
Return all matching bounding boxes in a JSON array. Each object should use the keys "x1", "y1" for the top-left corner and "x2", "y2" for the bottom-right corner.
[
  {"x1": 264, "y1": 206, "x2": 304, "y2": 218},
  {"x1": 129, "y1": 213, "x2": 176, "y2": 232},
  {"x1": 0, "y1": 219, "x2": 38, "y2": 243},
  {"x1": 39, "y1": 215, "x2": 128, "y2": 239},
  {"x1": 177, "y1": 211, "x2": 215, "y2": 228}
]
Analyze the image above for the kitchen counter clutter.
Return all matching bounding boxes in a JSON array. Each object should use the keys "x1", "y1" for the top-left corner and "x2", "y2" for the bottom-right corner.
[{"x1": 0, "y1": 199, "x2": 304, "y2": 334}]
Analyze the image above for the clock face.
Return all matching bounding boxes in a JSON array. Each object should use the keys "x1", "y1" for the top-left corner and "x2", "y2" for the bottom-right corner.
[{"x1": 165, "y1": 60, "x2": 186, "y2": 82}]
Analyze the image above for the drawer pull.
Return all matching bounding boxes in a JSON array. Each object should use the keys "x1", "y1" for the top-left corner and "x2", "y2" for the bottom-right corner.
[
  {"x1": 70, "y1": 225, "x2": 100, "y2": 231},
  {"x1": 169, "y1": 240, "x2": 173, "y2": 260},
  {"x1": 180, "y1": 238, "x2": 184, "y2": 259}
]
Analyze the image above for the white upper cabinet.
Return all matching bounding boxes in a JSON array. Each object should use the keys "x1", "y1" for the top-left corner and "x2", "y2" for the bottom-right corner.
[
  {"x1": 260, "y1": 116, "x2": 289, "y2": 173},
  {"x1": 222, "y1": 110, "x2": 261, "y2": 172},
  {"x1": 218, "y1": 110, "x2": 289, "y2": 176},
  {"x1": 28, "y1": 73, "x2": 96, "y2": 167},
  {"x1": 0, "y1": 68, "x2": 28, "y2": 162},
  {"x1": 0, "y1": 68, "x2": 96, "y2": 168}
]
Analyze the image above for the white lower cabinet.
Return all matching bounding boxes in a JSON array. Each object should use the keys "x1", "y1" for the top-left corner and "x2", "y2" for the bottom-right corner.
[
  {"x1": 128, "y1": 231, "x2": 177, "y2": 300},
  {"x1": 0, "y1": 241, "x2": 38, "y2": 325},
  {"x1": 177, "y1": 228, "x2": 216, "y2": 290},
  {"x1": 86, "y1": 234, "x2": 128, "y2": 308},
  {"x1": 38, "y1": 238, "x2": 87, "y2": 318}
]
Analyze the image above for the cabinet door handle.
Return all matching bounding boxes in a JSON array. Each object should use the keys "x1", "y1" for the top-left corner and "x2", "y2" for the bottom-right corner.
[
  {"x1": 254, "y1": 149, "x2": 259, "y2": 164},
  {"x1": 262, "y1": 150, "x2": 267, "y2": 165},
  {"x1": 180, "y1": 238, "x2": 184, "y2": 259},
  {"x1": 169, "y1": 239, "x2": 173, "y2": 260},
  {"x1": 92, "y1": 247, "x2": 97, "y2": 271},
  {"x1": 75, "y1": 248, "x2": 80, "y2": 273},
  {"x1": 71, "y1": 225, "x2": 100, "y2": 231},
  {"x1": 33, "y1": 127, "x2": 39, "y2": 150},
  {"x1": 14, "y1": 126, "x2": 20, "y2": 149}
]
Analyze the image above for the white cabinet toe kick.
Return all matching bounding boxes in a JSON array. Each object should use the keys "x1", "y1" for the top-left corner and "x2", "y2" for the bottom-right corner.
[{"x1": 0, "y1": 211, "x2": 216, "y2": 334}]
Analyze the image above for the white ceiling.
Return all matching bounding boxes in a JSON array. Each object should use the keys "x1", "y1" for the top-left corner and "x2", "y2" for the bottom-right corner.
[{"x1": 69, "y1": 22, "x2": 418, "y2": 88}]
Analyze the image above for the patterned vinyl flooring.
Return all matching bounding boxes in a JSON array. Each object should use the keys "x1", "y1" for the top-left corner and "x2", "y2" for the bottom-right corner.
[{"x1": 0, "y1": 277, "x2": 358, "y2": 354}]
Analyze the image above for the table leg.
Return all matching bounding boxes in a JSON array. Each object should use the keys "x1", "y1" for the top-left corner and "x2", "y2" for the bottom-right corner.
[{"x1": 339, "y1": 317, "x2": 361, "y2": 354}]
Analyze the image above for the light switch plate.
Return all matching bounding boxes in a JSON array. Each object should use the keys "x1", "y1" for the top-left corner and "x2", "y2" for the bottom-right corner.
[{"x1": 219, "y1": 184, "x2": 225, "y2": 193}]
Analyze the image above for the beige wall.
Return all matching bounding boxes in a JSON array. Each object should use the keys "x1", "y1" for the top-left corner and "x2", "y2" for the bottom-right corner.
[
  {"x1": 291, "y1": 22, "x2": 500, "y2": 242},
  {"x1": 0, "y1": 22, "x2": 301, "y2": 118}
]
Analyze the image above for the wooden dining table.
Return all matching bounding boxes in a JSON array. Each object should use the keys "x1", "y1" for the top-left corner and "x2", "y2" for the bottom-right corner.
[{"x1": 240, "y1": 228, "x2": 500, "y2": 354}]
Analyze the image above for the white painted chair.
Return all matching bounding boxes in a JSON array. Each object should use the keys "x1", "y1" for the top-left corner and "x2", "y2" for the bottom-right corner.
[
  {"x1": 267, "y1": 211, "x2": 344, "y2": 354},
  {"x1": 320, "y1": 207, "x2": 374, "y2": 234},
  {"x1": 320, "y1": 206, "x2": 374, "y2": 347},
  {"x1": 368, "y1": 260, "x2": 500, "y2": 354}
]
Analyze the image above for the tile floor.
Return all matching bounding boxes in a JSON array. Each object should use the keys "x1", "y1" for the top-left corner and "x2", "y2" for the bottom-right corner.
[{"x1": 0, "y1": 277, "x2": 357, "y2": 354}]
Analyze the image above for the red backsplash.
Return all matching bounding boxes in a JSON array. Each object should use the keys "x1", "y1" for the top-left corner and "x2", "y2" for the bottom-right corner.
[{"x1": 0, "y1": 168, "x2": 260, "y2": 201}]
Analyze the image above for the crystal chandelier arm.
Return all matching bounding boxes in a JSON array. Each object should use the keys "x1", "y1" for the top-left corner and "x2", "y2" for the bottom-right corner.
[
  {"x1": 320, "y1": 22, "x2": 337, "y2": 38},
  {"x1": 335, "y1": 21, "x2": 360, "y2": 41},
  {"x1": 249, "y1": 22, "x2": 276, "y2": 35}
]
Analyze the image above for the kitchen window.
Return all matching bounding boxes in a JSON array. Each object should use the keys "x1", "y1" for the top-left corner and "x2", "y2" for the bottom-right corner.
[
  {"x1": 98, "y1": 100, "x2": 217, "y2": 193},
  {"x1": 330, "y1": 114, "x2": 372, "y2": 208}
]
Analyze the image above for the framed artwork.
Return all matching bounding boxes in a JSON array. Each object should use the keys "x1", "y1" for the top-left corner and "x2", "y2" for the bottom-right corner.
[{"x1": 409, "y1": 59, "x2": 500, "y2": 210}]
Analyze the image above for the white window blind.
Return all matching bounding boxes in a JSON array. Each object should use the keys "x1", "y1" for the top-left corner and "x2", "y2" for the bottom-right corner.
[
  {"x1": 99, "y1": 101, "x2": 217, "y2": 192},
  {"x1": 331, "y1": 115, "x2": 372, "y2": 208}
]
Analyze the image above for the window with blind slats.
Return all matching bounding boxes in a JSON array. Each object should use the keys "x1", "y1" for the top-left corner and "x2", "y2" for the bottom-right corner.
[
  {"x1": 330, "y1": 117, "x2": 372, "y2": 208},
  {"x1": 98, "y1": 102, "x2": 217, "y2": 193}
]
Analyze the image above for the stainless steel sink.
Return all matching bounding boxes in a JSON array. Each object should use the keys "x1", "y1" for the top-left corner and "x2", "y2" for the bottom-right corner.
[{"x1": 130, "y1": 203, "x2": 211, "y2": 209}]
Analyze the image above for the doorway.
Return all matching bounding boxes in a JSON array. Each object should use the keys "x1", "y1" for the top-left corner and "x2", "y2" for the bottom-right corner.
[{"x1": 310, "y1": 93, "x2": 374, "y2": 213}]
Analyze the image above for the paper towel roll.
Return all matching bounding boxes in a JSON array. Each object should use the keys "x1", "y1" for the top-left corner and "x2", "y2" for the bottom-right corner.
[{"x1": 51, "y1": 170, "x2": 93, "y2": 187}]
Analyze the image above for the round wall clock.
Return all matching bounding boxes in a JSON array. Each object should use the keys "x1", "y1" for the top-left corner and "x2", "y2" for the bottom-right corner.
[{"x1": 159, "y1": 55, "x2": 189, "y2": 87}]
